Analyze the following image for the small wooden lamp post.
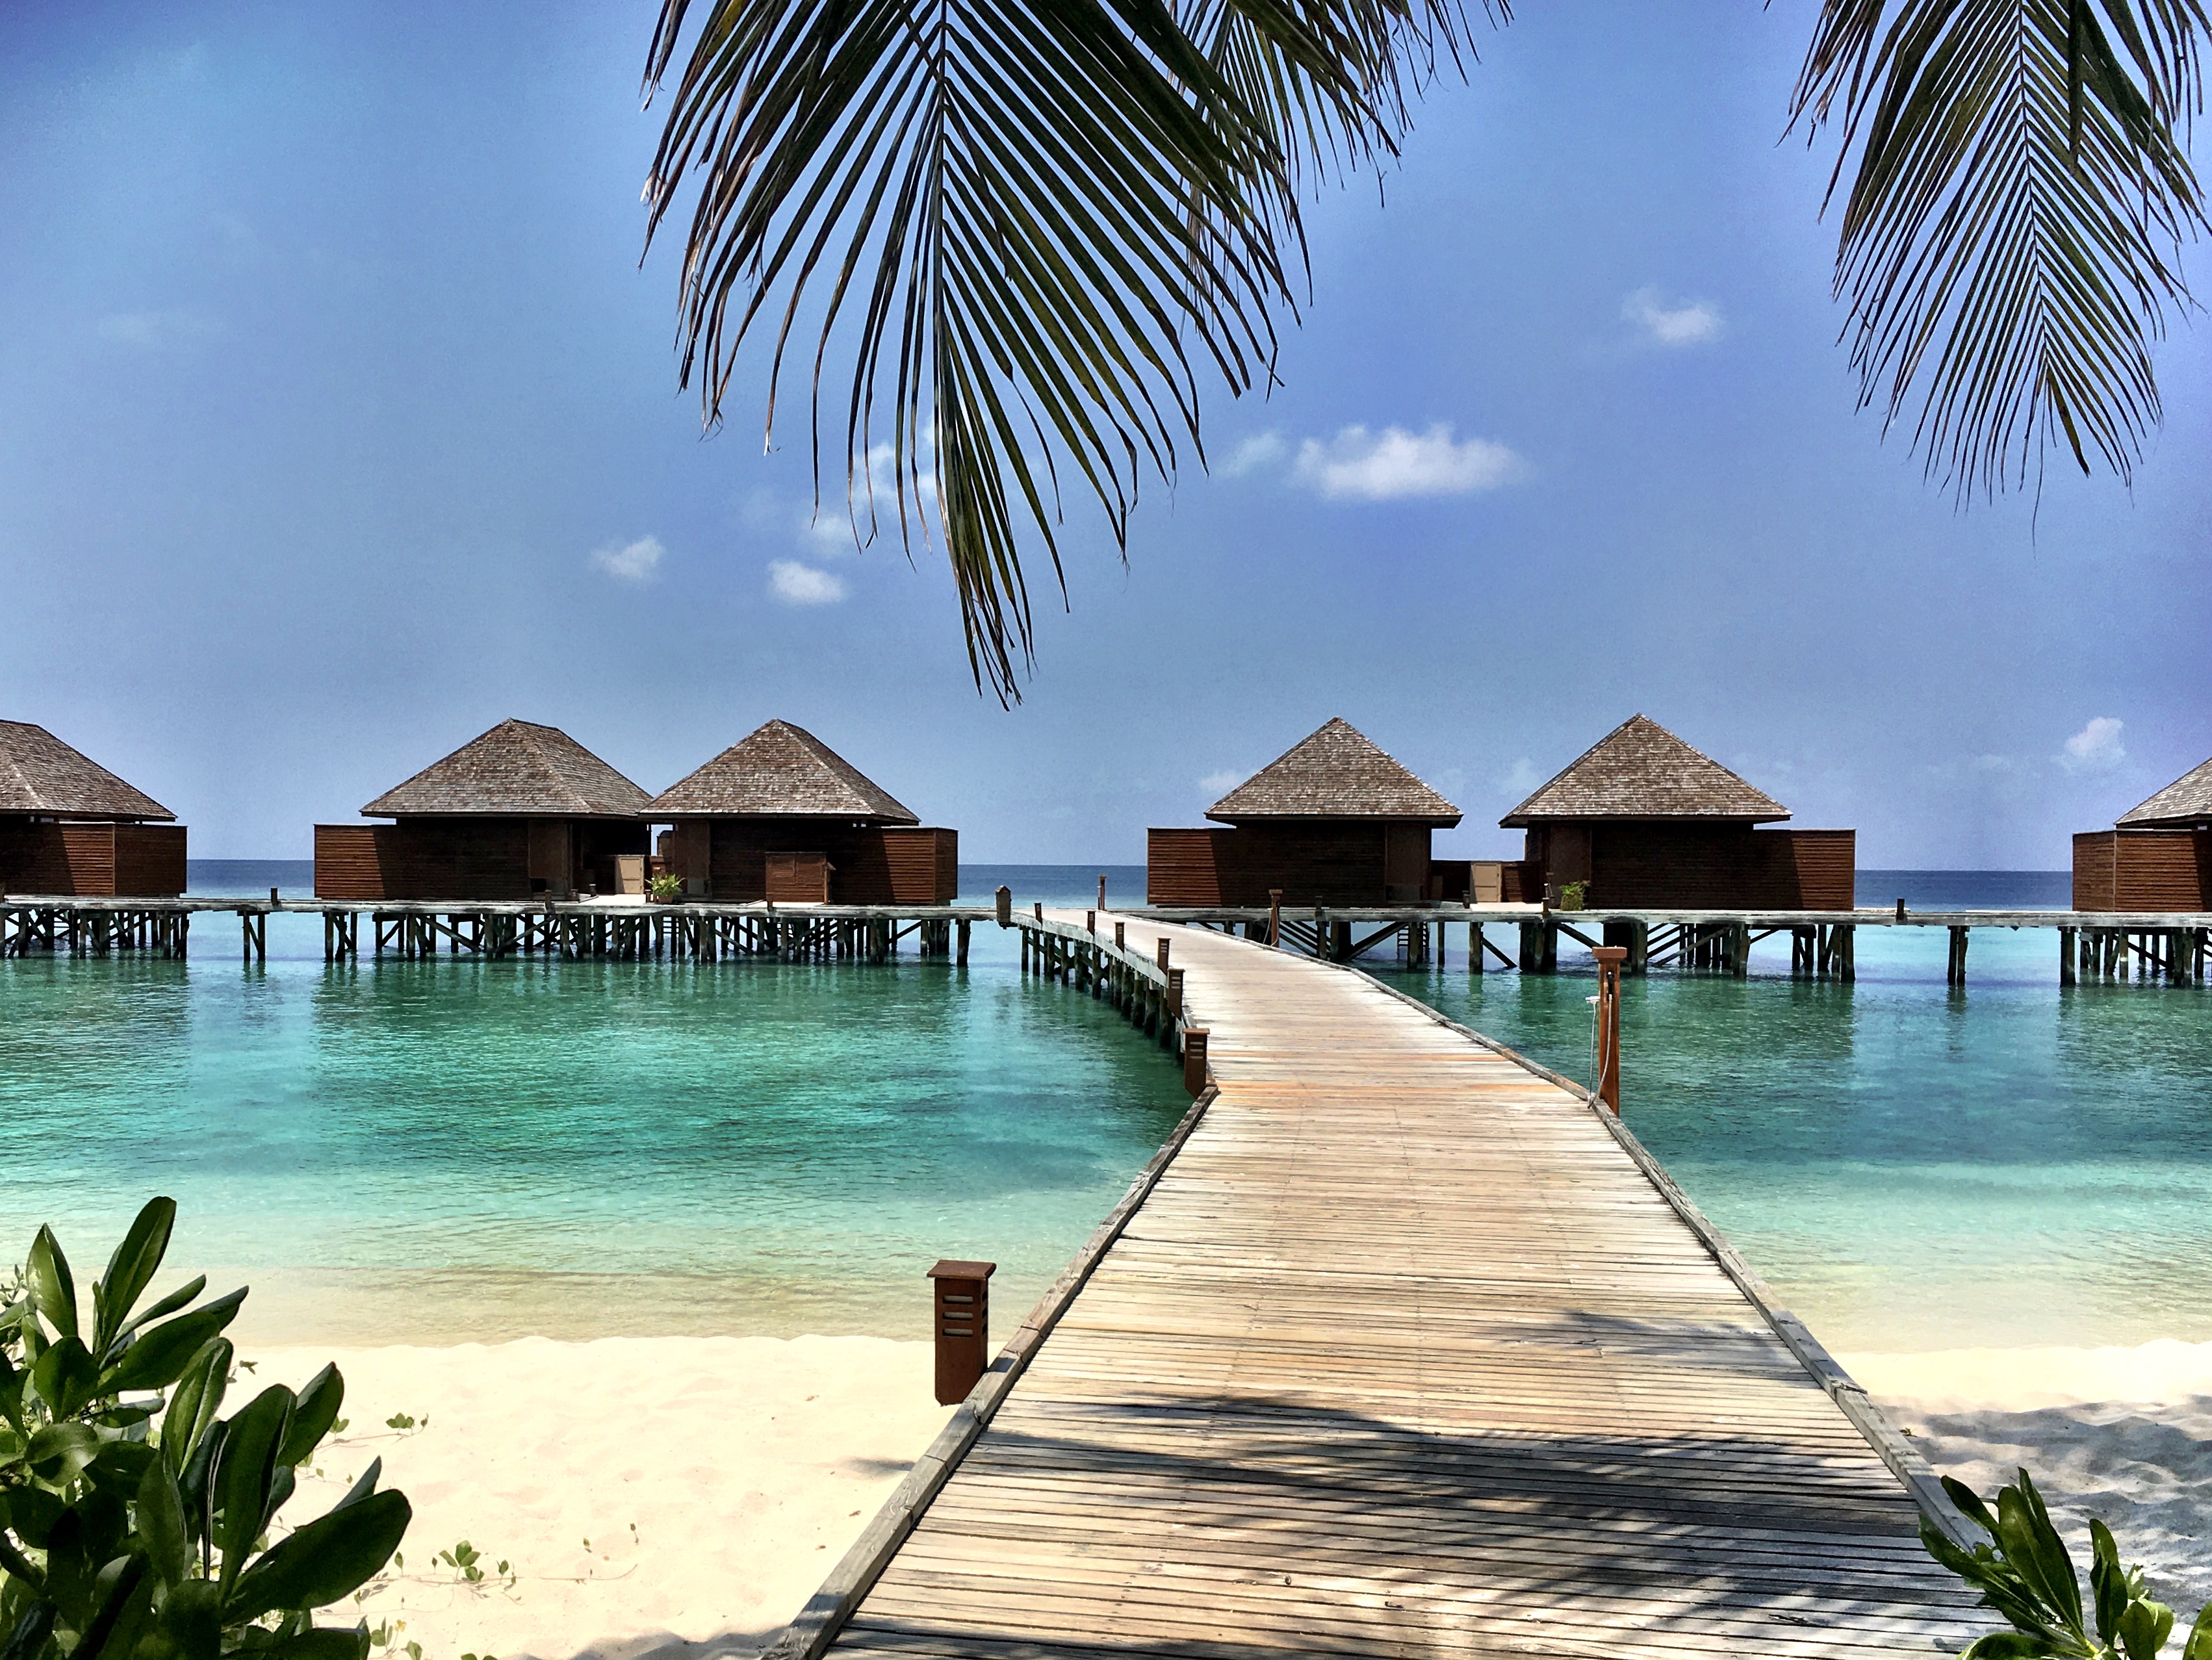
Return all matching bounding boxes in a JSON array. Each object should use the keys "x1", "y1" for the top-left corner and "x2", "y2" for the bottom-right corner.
[
  {"x1": 1591, "y1": 946, "x2": 1626, "y2": 1114},
  {"x1": 926, "y1": 1258, "x2": 997, "y2": 1405}
]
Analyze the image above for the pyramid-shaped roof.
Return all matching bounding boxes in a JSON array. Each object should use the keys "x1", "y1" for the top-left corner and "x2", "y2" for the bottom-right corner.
[
  {"x1": 2118, "y1": 753, "x2": 2212, "y2": 828},
  {"x1": 650, "y1": 721, "x2": 920, "y2": 823},
  {"x1": 1502, "y1": 715, "x2": 1788, "y2": 826},
  {"x1": 0, "y1": 721, "x2": 174, "y2": 821},
  {"x1": 1206, "y1": 719, "x2": 1461, "y2": 826},
  {"x1": 363, "y1": 719, "x2": 652, "y2": 819}
]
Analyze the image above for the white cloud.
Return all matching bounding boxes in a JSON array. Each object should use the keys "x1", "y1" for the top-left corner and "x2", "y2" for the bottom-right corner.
[
  {"x1": 588, "y1": 535, "x2": 664, "y2": 583},
  {"x1": 1291, "y1": 424, "x2": 1523, "y2": 501},
  {"x1": 1222, "y1": 432, "x2": 1286, "y2": 477},
  {"x1": 768, "y1": 559, "x2": 847, "y2": 606},
  {"x1": 1622, "y1": 287, "x2": 1723, "y2": 347},
  {"x1": 97, "y1": 309, "x2": 222, "y2": 350},
  {"x1": 1499, "y1": 757, "x2": 1542, "y2": 796},
  {"x1": 1199, "y1": 770, "x2": 1244, "y2": 795},
  {"x1": 2059, "y1": 717, "x2": 2126, "y2": 773}
]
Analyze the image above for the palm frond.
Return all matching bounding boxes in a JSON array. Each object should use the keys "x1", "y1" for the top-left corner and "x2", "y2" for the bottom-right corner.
[
  {"x1": 1791, "y1": 0, "x2": 2207, "y2": 497},
  {"x1": 643, "y1": 0, "x2": 1482, "y2": 701}
]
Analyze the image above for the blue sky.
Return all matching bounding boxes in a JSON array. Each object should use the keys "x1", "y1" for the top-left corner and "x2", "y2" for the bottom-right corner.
[{"x1": 3, "y1": 2, "x2": 2205, "y2": 863}]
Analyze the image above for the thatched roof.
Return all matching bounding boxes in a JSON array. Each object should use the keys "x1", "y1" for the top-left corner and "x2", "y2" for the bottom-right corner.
[
  {"x1": 363, "y1": 719, "x2": 651, "y2": 819},
  {"x1": 2118, "y1": 754, "x2": 2212, "y2": 828},
  {"x1": 651, "y1": 720, "x2": 919, "y2": 823},
  {"x1": 1206, "y1": 719, "x2": 1461, "y2": 826},
  {"x1": 1502, "y1": 715, "x2": 1789, "y2": 826},
  {"x1": 0, "y1": 721, "x2": 174, "y2": 821}
]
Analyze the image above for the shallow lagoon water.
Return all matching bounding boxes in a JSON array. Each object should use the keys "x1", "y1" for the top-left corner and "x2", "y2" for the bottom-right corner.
[
  {"x1": 1, "y1": 865, "x2": 1179, "y2": 1344},
  {"x1": 1378, "y1": 871, "x2": 2212, "y2": 1353},
  {"x1": 6, "y1": 864, "x2": 2207, "y2": 1353}
]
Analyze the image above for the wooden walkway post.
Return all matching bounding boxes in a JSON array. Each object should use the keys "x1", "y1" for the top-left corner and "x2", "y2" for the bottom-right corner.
[
  {"x1": 1267, "y1": 889, "x2": 1281, "y2": 949},
  {"x1": 1592, "y1": 945, "x2": 1626, "y2": 1114},
  {"x1": 1179, "y1": 1025, "x2": 1208, "y2": 1096},
  {"x1": 925, "y1": 1260, "x2": 996, "y2": 1405}
]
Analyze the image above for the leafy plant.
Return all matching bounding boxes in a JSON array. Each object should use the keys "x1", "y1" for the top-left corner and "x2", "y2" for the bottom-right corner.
[
  {"x1": 1922, "y1": 1469, "x2": 2211, "y2": 1658},
  {"x1": 1557, "y1": 881, "x2": 1589, "y2": 912},
  {"x1": 0, "y1": 1197, "x2": 412, "y2": 1660},
  {"x1": 647, "y1": 873, "x2": 686, "y2": 902},
  {"x1": 434, "y1": 1542, "x2": 509, "y2": 1588}
]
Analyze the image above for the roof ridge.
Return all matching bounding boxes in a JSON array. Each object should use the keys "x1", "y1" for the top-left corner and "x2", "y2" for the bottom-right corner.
[
  {"x1": 1205, "y1": 718, "x2": 1461, "y2": 825},
  {"x1": 1501, "y1": 715, "x2": 1789, "y2": 826}
]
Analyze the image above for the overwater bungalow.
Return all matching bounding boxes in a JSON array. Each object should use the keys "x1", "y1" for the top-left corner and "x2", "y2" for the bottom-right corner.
[
  {"x1": 313, "y1": 719, "x2": 652, "y2": 900},
  {"x1": 1502, "y1": 714, "x2": 1855, "y2": 909},
  {"x1": 1147, "y1": 718, "x2": 1463, "y2": 906},
  {"x1": 0, "y1": 720, "x2": 185, "y2": 896},
  {"x1": 649, "y1": 719, "x2": 957, "y2": 903},
  {"x1": 2072, "y1": 754, "x2": 2211, "y2": 912}
]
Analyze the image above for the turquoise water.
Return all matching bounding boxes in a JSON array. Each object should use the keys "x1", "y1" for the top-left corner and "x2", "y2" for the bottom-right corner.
[
  {"x1": 1377, "y1": 873, "x2": 2212, "y2": 1353},
  {"x1": 10, "y1": 864, "x2": 2207, "y2": 1355},
  {"x1": 1, "y1": 865, "x2": 1178, "y2": 1346}
]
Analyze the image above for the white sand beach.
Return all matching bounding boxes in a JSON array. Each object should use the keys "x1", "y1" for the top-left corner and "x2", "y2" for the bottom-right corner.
[
  {"x1": 249, "y1": 1336, "x2": 951, "y2": 1660},
  {"x1": 1845, "y1": 1340, "x2": 2212, "y2": 1613},
  {"x1": 237, "y1": 1331, "x2": 2212, "y2": 1660}
]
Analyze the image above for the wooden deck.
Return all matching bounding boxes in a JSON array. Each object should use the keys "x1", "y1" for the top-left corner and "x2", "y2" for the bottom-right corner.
[{"x1": 775, "y1": 914, "x2": 1981, "y2": 1659}]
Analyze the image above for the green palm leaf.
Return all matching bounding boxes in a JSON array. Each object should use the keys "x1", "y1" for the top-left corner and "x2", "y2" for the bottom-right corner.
[
  {"x1": 1791, "y1": 0, "x2": 2206, "y2": 497},
  {"x1": 642, "y1": 0, "x2": 1480, "y2": 700}
]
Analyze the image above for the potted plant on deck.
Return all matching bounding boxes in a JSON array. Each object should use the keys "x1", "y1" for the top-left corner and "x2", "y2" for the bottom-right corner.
[{"x1": 648, "y1": 873, "x2": 686, "y2": 905}]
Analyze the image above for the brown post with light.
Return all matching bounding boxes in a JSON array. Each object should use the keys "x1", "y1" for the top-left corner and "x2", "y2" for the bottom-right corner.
[
  {"x1": 1267, "y1": 889, "x2": 1281, "y2": 949},
  {"x1": 1592, "y1": 945, "x2": 1625, "y2": 1114},
  {"x1": 1181, "y1": 1025, "x2": 1209, "y2": 1095},
  {"x1": 1098, "y1": 874, "x2": 1107, "y2": 908},
  {"x1": 995, "y1": 885, "x2": 1012, "y2": 927},
  {"x1": 926, "y1": 1258, "x2": 997, "y2": 1405}
]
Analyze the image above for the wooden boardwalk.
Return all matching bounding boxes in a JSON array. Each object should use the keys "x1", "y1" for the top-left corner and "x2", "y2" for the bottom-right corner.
[{"x1": 778, "y1": 915, "x2": 1981, "y2": 1659}]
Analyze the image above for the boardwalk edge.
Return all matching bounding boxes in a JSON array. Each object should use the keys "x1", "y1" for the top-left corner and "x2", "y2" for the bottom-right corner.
[
  {"x1": 1330, "y1": 952, "x2": 1983, "y2": 1551},
  {"x1": 760, "y1": 1084, "x2": 1218, "y2": 1660}
]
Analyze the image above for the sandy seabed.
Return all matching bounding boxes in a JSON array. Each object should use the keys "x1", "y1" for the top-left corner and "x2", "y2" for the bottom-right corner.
[{"x1": 246, "y1": 1334, "x2": 2212, "y2": 1660}]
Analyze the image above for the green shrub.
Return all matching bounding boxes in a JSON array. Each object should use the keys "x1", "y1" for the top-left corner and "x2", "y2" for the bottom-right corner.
[
  {"x1": 0, "y1": 1199, "x2": 411, "y2": 1660},
  {"x1": 647, "y1": 874, "x2": 685, "y2": 902},
  {"x1": 1557, "y1": 881, "x2": 1588, "y2": 912},
  {"x1": 1924, "y1": 1468, "x2": 2209, "y2": 1659}
]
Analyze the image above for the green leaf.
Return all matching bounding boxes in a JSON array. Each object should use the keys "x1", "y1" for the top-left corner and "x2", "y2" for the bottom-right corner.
[
  {"x1": 25, "y1": 1228, "x2": 77, "y2": 1344},
  {"x1": 2089, "y1": 1518, "x2": 2127, "y2": 1643},
  {"x1": 162, "y1": 1339, "x2": 232, "y2": 1480},
  {"x1": 112, "y1": 1277, "x2": 208, "y2": 1351},
  {"x1": 25, "y1": 1422, "x2": 99, "y2": 1486},
  {"x1": 0, "y1": 1603, "x2": 55, "y2": 1660},
  {"x1": 2119, "y1": 1596, "x2": 2176, "y2": 1660},
  {"x1": 136, "y1": 1457, "x2": 191, "y2": 1589},
  {"x1": 1788, "y1": 0, "x2": 2208, "y2": 498},
  {"x1": 213, "y1": 1387, "x2": 296, "y2": 1602},
  {"x1": 263, "y1": 1628, "x2": 372, "y2": 1660},
  {"x1": 1961, "y1": 1634, "x2": 2066, "y2": 1659},
  {"x1": 2182, "y1": 1598, "x2": 2212, "y2": 1660},
  {"x1": 92, "y1": 1199, "x2": 176, "y2": 1360},
  {"x1": 278, "y1": 1368, "x2": 345, "y2": 1469},
  {"x1": 224, "y1": 1490, "x2": 411, "y2": 1626},
  {"x1": 333, "y1": 1459, "x2": 380, "y2": 1512},
  {"x1": 639, "y1": 0, "x2": 1480, "y2": 702},
  {"x1": 101, "y1": 1291, "x2": 246, "y2": 1396},
  {"x1": 1996, "y1": 1475, "x2": 2084, "y2": 1637},
  {"x1": 0, "y1": 1351, "x2": 24, "y2": 1433},
  {"x1": 141, "y1": 1577, "x2": 221, "y2": 1660},
  {"x1": 3, "y1": 1485, "x2": 64, "y2": 1548},
  {"x1": 29, "y1": 1338, "x2": 98, "y2": 1420},
  {"x1": 72, "y1": 1552, "x2": 151, "y2": 1660},
  {"x1": 85, "y1": 1439, "x2": 158, "y2": 1497}
]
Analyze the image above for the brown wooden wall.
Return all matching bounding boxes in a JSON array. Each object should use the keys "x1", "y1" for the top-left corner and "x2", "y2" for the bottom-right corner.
[
  {"x1": 0, "y1": 821, "x2": 186, "y2": 897},
  {"x1": 314, "y1": 819, "x2": 649, "y2": 900},
  {"x1": 1524, "y1": 823, "x2": 1855, "y2": 910},
  {"x1": 705, "y1": 822, "x2": 957, "y2": 904},
  {"x1": 2072, "y1": 829, "x2": 2209, "y2": 912},
  {"x1": 1147, "y1": 823, "x2": 1428, "y2": 906}
]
